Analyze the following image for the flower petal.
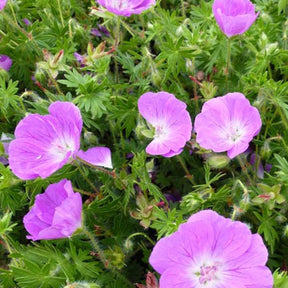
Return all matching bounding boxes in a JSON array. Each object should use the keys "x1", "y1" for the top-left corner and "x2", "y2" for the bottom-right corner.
[{"x1": 77, "y1": 147, "x2": 113, "y2": 169}]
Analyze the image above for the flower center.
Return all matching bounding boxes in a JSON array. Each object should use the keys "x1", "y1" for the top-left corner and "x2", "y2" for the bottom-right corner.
[
  {"x1": 154, "y1": 124, "x2": 168, "y2": 140},
  {"x1": 225, "y1": 121, "x2": 245, "y2": 144},
  {"x1": 199, "y1": 264, "x2": 218, "y2": 284},
  {"x1": 49, "y1": 135, "x2": 76, "y2": 161}
]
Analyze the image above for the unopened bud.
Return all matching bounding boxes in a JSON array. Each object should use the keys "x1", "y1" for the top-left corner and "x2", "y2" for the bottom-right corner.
[
  {"x1": 200, "y1": 81, "x2": 218, "y2": 99},
  {"x1": 124, "y1": 238, "x2": 134, "y2": 251},
  {"x1": 284, "y1": 225, "x2": 288, "y2": 237},
  {"x1": 206, "y1": 154, "x2": 230, "y2": 169},
  {"x1": 260, "y1": 139, "x2": 272, "y2": 159},
  {"x1": 151, "y1": 68, "x2": 162, "y2": 87}
]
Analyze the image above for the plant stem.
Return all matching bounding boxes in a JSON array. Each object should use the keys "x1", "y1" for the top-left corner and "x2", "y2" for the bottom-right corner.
[
  {"x1": 82, "y1": 228, "x2": 135, "y2": 288},
  {"x1": 126, "y1": 232, "x2": 155, "y2": 246},
  {"x1": 181, "y1": 0, "x2": 186, "y2": 17},
  {"x1": 73, "y1": 187, "x2": 97, "y2": 198},
  {"x1": 114, "y1": 16, "x2": 121, "y2": 83},
  {"x1": 57, "y1": 0, "x2": 64, "y2": 27},
  {"x1": 8, "y1": 1, "x2": 17, "y2": 24},
  {"x1": 82, "y1": 227, "x2": 108, "y2": 268},
  {"x1": 75, "y1": 161, "x2": 100, "y2": 194},
  {"x1": 77, "y1": 156, "x2": 116, "y2": 177},
  {"x1": 177, "y1": 155, "x2": 195, "y2": 185},
  {"x1": 1, "y1": 11, "x2": 42, "y2": 55},
  {"x1": 1, "y1": 11, "x2": 30, "y2": 38},
  {"x1": 225, "y1": 37, "x2": 231, "y2": 92},
  {"x1": 76, "y1": 157, "x2": 128, "y2": 190},
  {"x1": 237, "y1": 155, "x2": 254, "y2": 185},
  {"x1": 46, "y1": 70, "x2": 63, "y2": 95}
]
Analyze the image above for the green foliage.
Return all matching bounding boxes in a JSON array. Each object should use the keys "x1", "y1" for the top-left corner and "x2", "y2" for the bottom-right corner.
[{"x1": 1, "y1": 0, "x2": 288, "y2": 286}]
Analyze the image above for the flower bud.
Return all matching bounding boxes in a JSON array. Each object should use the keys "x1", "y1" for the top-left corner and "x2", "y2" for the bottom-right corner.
[
  {"x1": 151, "y1": 67, "x2": 162, "y2": 87},
  {"x1": 206, "y1": 154, "x2": 230, "y2": 169},
  {"x1": 105, "y1": 246, "x2": 125, "y2": 270},
  {"x1": 124, "y1": 238, "x2": 134, "y2": 252},
  {"x1": 199, "y1": 81, "x2": 218, "y2": 99},
  {"x1": 260, "y1": 139, "x2": 272, "y2": 159}
]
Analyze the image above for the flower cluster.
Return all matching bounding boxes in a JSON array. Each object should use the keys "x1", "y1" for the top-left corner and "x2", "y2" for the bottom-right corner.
[
  {"x1": 149, "y1": 210, "x2": 273, "y2": 287},
  {"x1": 138, "y1": 91, "x2": 192, "y2": 157},
  {"x1": 4, "y1": 0, "x2": 273, "y2": 285},
  {"x1": 9, "y1": 101, "x2": 112, "y2": 180}
]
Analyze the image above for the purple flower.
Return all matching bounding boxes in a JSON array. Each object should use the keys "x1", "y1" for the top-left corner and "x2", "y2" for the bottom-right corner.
[
  {"x1": 149, "y1": 210, "x2": 273, "y2": 287},
  {"x1": 74, "y1": 52, "x2": 85, "y2": 65},
  {"x1": 248, "y1": 151, "x2": 272, "y2": 179},
  {"x1": 96, "y1": 0, "x2": 156, "y2": 17},
  {"x1": 9, "y1": 101, "x2": 112, "y2": 180},
  {"x1": 91, "y1": 25, "x2": 110, "y2": 37},
  {"x1": 138, "y1": 91, "x2": 192, "y2": 157},
  {"x1": 22, "y1": 18, "x2": 31, "y2": 26},
  {"x1": 213, "y1": 0, "x2": 259, "y2": 38},
  {"x1": 0, "y1": 0, "x2": 7, "y2": 10},
  {"x1": 194, "y1": 92, "x2": 261, "y2": 159},
  {"x1": 0, "y1": 55, "x2": 12, "y2": 71},
  {"x1": 23, "y1": 179, "x2": 82, "y2": 241}
]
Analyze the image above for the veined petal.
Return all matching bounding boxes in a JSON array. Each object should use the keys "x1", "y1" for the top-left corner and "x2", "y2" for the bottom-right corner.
[
  {"x1": 9, "y1": 102, "x2": 82, "y2": 180},
  {"x1": 9, "y1": 139, "x2": 71, "y2": 179},
  {"x1": 195, "y1": 93, "x2": 261, "y2": 158},
  {"x1": 24, "y1": 179, "x2": 82, "y2": 241},
  {"x1": 139, "y1": 91, "x2": 192, "y2": 157},
  {"x1": 77, "y1": 147, "x2": 113, "y2": 169}
]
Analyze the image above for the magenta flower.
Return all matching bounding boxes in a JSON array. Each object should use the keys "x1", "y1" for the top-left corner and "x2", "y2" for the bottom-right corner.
[
  {"x1": 9, "y1": 101, "x2": 112, "y2": 180},
  {"x1": 138, "y1": 91, "x2": 192, "y2": 157},
  {"x1": 149, "y1": 210, "x2": 273, "y2": 287},
  {"x1": 0, "y1": 0, "x2": 7, "y2": 10},
  {"x1": 23, "y1": 179, "x2": 82, "y2": 241},
  {"x1": 91, "y1": 25, "x2": 110, "y2": 37},
  {"x1": 212, "y1": 0, "x2": 259, "y2": 38},
  {"x1": 0, "y1": 55, "x2": 12, "y2": 71},
  {"x1": 96, "y1": 0, "x2": 156, "y2": 17},
  {"x1": 22, "y1": 18, "x2": 32, "y2": 26},
  {"x1": 194, "y1": 93, "x2": 261, "y2": 159}
]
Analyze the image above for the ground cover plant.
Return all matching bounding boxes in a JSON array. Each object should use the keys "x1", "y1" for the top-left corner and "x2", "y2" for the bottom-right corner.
[{"x1": 0, "y1": 0, "x2": 288, "y2": 287}]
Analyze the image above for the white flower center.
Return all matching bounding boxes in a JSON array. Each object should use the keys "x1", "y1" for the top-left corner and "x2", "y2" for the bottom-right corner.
[
  {"x1": 199, "y1": 264, "x2": 218, "y2": 284},
  {"x1": 224, "y1": 121, "x2": 246, "y2": 144},
  {"x1": 191, "y1": 258, "x2": 225, "y2": 288},
  {"x1": 154, "y1": 123, "x2": 168, "y2": 140},
  {"x1": 49, "y1": 135, "x2": 76, "y2": 161}
]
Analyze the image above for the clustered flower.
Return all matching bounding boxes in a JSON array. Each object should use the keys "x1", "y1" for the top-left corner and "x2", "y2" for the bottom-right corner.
[
  {"x1": 6, "y1": 0, "x2": 273, "y2": 286},
  {"x1": 149, "y1": 210, "x2": 273, "y2": 287}
]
